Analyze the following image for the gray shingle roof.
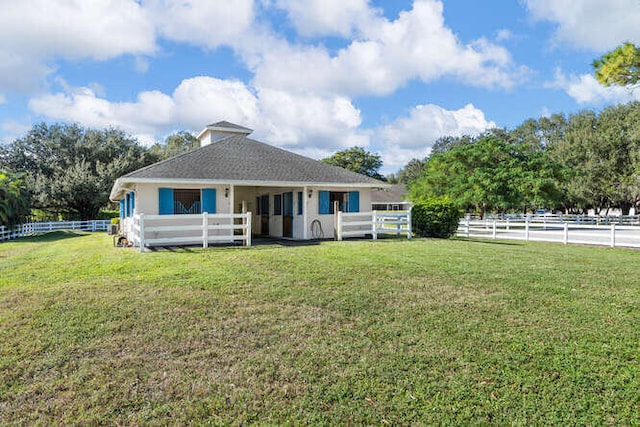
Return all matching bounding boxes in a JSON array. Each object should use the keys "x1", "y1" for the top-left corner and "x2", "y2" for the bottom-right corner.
[
  {"x1": 123, "y1": 134, "x2": 384, "y2": 185},
  {"x1": 371, "y1": 184, "x2": 410, "y2": 203},
  {"x1": 205, "y1": 121, "x2": 253, "y2": 133}
]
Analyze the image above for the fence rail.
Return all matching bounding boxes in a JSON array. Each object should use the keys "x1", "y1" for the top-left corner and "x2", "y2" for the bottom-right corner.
[
  {"x1": 126, "y1": 212, "x2": 252, "y2": 252},
  {"x1": 335, "y1": 210, "x2": 412, "y2": 240},
  {"x1": 458, "y1": 217, "x2": 640, "y2": 248},
  {"x1": 0, "y1": 220, "x2": 110, "y2": 242}
]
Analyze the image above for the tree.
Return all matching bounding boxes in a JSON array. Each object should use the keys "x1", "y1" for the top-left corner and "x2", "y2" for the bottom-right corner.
[
  {"x1": 396, "y1": 158, "x2": 427, "y2": 184},
  {"x1": 0, "y1": 169, "x2": 30, "y2": 226},
  {"x1": 0, "y1": 123, "x2": 158, "y2": 220},
  {"x1": 149, "y1": 131, "x2": 200, "y2": 160},
  {"x1": 322, "y1": 147, "x2": 385, "y2": 180},
  {"x1": 409, "y1": 136, "x2": 524, "y2": 218},
  {"x1": 593, "y1": 42, "x2": 640, "y2": 87}
]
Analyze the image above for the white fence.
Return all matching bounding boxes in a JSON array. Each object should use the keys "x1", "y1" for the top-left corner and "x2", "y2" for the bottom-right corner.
[
  {"x1": 335, "y1": 210, "x2": 412, "y2": 240},
  {"x1": 458, "y1": 217, "x2": 640, "y2": 248},
  {"x1": 125, "y1": 212, "x2": 252, "y2": 252},
  {"x1": 0, "y1": 220, "x2": 110, "y2": 242}
]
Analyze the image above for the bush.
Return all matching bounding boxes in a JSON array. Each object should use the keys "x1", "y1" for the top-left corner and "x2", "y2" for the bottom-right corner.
[
  {"x1": 411, "y1": 196, "x2": 461, "y2": 238},
  {"x1": 110, "y1": 217, "x2": 120, "y2": 225},
  {"x1": 98, "y1": 209, "x2": 120, "y2": 220}
]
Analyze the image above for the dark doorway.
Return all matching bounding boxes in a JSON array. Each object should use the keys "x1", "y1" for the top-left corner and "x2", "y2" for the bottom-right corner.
[
  {"x1": 260, "y1": 195, "x2": 270, "y2": 236},
  {"x1": 283, "y1": 191, "x2": 293, "y2": 238}
]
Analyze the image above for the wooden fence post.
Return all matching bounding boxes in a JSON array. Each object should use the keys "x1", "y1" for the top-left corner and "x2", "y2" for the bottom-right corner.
[
  {"x1": 525, "y1": 217, "x2": 530, "y2": 241},
  {"x1": 202, "y1": 212, "x2": 209, "y2": 249},
  {"x1": 139, "y1": 214, "x2": 145, "y2": 253},
  {"x1": 246, "y1": 212, "x2": 252, "y2": 247},
  {"x1": 337, "y1": 211, "x2": 343, "y2": 241},
  {"x1": 407, "y1": 209, "x2": 412, "y2": 239},
  {"x1": 465, "y1": 217, "x2": 470, "y2": 238},
  {"x1": 563, "y1": 223, "x2": 569, "y2": 245},
  {"x1": 610, "y1": 224, "x2": 616, "y2": 248},
  {"x1": 372, "y1": 211, "x2": 377, "y2": 240},
  {"x1": 492, "y1": 220, "x2": 497, "y2": 239}
]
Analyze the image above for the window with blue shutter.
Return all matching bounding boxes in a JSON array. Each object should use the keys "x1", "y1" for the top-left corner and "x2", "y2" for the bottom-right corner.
[
  {"x1": 348, "y1": 191, "x2": 359, "y2": 212},
  {"x1": 297, "y1": 191, "x2": 303, "y2": 215},
  {"x1": 158, "y1": 188, "x2": 174, "y2": 215},
  {"x1": 202, "y1": 188, "x2": 216, "y2": 214},
  {"x1": 130, "y1": 192, "x2": 135, "y2": 216},
  {"x1": 119, "y1": 199, "x2": 125, "y2": 219},
  {"x1": 319, "y1": 190, "x2": 330, "y2": 214}
]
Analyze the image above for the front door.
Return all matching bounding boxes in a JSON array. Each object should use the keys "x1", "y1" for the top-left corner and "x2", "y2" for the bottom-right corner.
[
  {"x1": 283, "y1": 191, "x2": 293, "y2": 238},
  {"x1": 260, "y1": 195, "x2": 269, "y2": 236}
]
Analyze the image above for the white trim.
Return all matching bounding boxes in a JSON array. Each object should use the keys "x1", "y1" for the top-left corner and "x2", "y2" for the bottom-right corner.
[
  {"x1": 110, "y1": 178, "x2": 388, "y2": 201},
  {"x1": 196, "y1": 126, "x2": 253, "y2": 140}
]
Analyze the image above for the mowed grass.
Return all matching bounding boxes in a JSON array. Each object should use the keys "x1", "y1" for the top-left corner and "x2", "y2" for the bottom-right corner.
[{"x1": 1, "y1": 232, "x2": 639, "y2": 425}]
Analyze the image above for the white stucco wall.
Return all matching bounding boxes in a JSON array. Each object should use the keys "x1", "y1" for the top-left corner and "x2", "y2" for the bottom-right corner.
[{"x1": 126, "y1": 183, "x2": 374, "y2": 240}]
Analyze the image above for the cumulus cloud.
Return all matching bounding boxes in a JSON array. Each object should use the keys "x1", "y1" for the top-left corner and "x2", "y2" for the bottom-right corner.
[
  {"x1": 0, "y1": 0, "x2": 155, "y2": 94},
  {"x1": 375, "y1": 103, "x2": 496, "y2": 171},
  {"x1": 274, "y1": 0, "x2": 382, "y2": 37},
  {"x1": 253, "y1": 0, "x2": 524, "y2": 96},
  {"x1": 27, "y1": 77, "x2": 367, "y2": 155},
  {"x1": 144, "y1": 0, "x2": 254, "y2": 48},
  {"x1": 549, "y1": 70, "x2": 640, "y2": 104},
  {"x1": 525, "y1": 0, "x2": 640, "y2": 50}
]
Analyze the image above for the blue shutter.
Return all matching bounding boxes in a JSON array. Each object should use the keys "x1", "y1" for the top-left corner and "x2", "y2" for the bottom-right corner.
[
  {"x1": 159, "y1": 188, "x2": 174, "y2": 215},
  {"x1": 131, "y1": 192, "x2": 135, "y2": 215},
  {"x1": 126, "y1": 193, "x2": 132, "y2": 217},
  {"x1": 202, "y1": 188, "x2": 217, "y2": 214},
  {"x1": 297, "y1": 191, "x2": 303, "y2": 215},
  {"x1": 319, "y1": 190, "x2": 330, "y2": 214},
  {"x1": 349, "y1": 191, "x2": 360, "y2": 213},
  {"x1": 119, "y1": 199, "x2": 125, "y2": 219}
]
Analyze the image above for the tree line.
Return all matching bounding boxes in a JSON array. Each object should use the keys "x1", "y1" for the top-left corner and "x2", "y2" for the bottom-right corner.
[
  {"x1": 393, "y1": 102, "x2": 640, "y2": 217},
  {"x1": 0, "y1": 123, "x2": 199, "y2": 225},
  {"x1": 2, "y1": 42, "x2": 639, "y2": 225}
]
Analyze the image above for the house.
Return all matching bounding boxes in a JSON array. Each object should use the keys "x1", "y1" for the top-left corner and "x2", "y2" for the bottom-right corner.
[
  {"x1": 371, "y1": 184, "x2": 412, "y2": 211},
  {"x1": 110, "y1": 121, "x2": 388, "y2": 246}
]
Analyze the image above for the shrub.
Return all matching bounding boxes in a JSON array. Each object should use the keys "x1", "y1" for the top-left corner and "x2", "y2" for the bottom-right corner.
[
  {"x1": 411, "y1": 196, "x2": 461, "y2": 238},
  {"x1": 110, "y1": 217, "x2": 120, "y2": 225},
  {"x1": 98, "y1": 209, "x2": 120, "y2": 220}
]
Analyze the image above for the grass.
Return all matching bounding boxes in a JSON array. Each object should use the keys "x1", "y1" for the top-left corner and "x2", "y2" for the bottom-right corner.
[{"x1": 1, "y1": 231, "x2": 639, "y2": 424}]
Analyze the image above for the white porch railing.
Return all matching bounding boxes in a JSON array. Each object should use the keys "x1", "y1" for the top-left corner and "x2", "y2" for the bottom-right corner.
[
  {"x1": 0, "y1": 220, "x2": 110, "y2": 241},
  {"x1": 127, "y1": 212, "x2": 252, "y2": 252},
  {"x1": 457, "y1": 217, "x2": 640, "y2": 248},
  {"x1": 335, "y1": 210, "x2": 412, "y2": 240}
]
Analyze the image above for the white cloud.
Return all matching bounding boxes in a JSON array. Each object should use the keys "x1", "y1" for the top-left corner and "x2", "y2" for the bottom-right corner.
[
  {"x1": 27, "y1": 77, "x2": 367, "y2": 156},
  {"x1": 525, "y1": 0, "x2": 640, "y2": 50},
  {"x1": 0, "y1": 0, "x2": 156, "y2": 94},
  {"x1": 253, "y1": 0, "x2": 524, "y2": 96},
  {"x1": 549, "y1": 70, "x2": 640, "y2": 104},
  {"x1": 144, "y1": 0, "x2": 255, "y2": 48},
  {"x1": 274, "y1": 0, "x2": 381, "y2": 37},
  {"x1": 375, "y1": 103, "x2": 495, "y2": 171}
]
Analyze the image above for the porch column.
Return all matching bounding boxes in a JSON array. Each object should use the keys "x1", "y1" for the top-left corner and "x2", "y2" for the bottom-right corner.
[
  {"x1": 303, "y1": 186, "x2": 308, "y2": 240},
  {"x1": 229, "y1": 184, "x2": 235, "y2": 243}
]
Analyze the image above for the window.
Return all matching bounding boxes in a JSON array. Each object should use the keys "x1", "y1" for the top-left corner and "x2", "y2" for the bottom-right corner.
[
  {"x1": 159, "y1": 188, "x2": 216, "y2": 215},
  {"x1": 319, "y1": 190, "x2": 360, "y2": 214},
  {"x1": 297, "y1": 191, "x2": 303, "y2": 215},
  {"x1": 274, "y1": 194, "x2": 282, "y2": 215},
  {"x1": 329, "y1": 192, "x2": 348, "y2": 214},
  {"x1": 174, "y1": 189, "x2": 201, "y2": 214}
]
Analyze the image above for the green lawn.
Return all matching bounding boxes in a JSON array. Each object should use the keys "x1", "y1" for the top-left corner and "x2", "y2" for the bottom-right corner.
[{"x1": 1, "y1": 232, "x2": 639, "y2": 424}]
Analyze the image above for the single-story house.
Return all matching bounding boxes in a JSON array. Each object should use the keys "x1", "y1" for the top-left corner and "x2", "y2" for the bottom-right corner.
[
  {"x1": 371, "y1": 184, "x2": 412, "y2": 211},
  {"x1": 110, "y1": 121, "x2": 389, "y2": 244}
]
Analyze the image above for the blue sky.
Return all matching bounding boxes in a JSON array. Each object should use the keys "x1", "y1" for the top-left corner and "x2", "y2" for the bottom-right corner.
[{"x1": 1, "y1": 0, "x2": 640, "y2": 173}]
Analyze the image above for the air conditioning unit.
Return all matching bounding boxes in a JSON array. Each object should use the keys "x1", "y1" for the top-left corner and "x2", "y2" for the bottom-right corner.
[{"x1": 108, "y1": 223, "x2": 119, "y2": 235}]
